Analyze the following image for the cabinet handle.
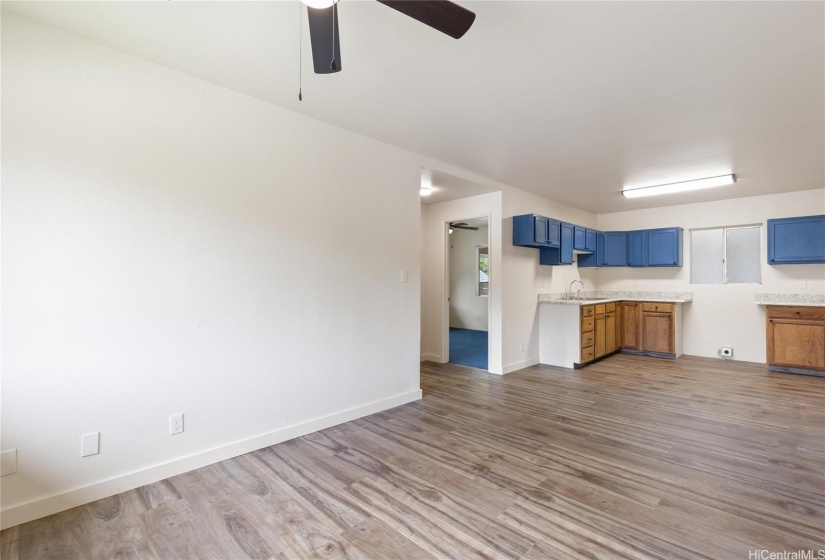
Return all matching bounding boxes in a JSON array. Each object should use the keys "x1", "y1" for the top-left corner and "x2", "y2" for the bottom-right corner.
[{"x1": 769, "y1": 320, "x2": 773, "y2": 323}]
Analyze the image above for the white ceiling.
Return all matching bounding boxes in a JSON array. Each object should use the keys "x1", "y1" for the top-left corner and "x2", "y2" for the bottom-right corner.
[{"x1": 4, "y1": 1, "x2": 823, "y2": 214}]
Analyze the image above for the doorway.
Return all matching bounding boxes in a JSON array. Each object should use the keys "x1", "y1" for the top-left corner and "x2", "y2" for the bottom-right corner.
[{"x1": 447, "y1": 217, "x2": 490, "y2": 370}]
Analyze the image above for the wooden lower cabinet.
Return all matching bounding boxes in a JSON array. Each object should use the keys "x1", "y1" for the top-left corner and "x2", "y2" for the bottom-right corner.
[
  {"x1": 581, "y1": 303, "x2": 621, "y2": 364},
  {"x1": 579, "y1": 300, "x2": 679, "y2": 366},
  {"x1": 594, "y1": 315, "x2": 606, "y2": 358},
  {"x1": 641, "y1": 312, "x2": 674, "y2": 354},
  {"x1": 605, "y1": 311, "x2": 617, "y2": 354},
  {"x1": 621, "y1": 302, "x2": 642, "y2": 350},
  {"x1": 766, "y1": 306, "x2": 825, "y2": 372}
]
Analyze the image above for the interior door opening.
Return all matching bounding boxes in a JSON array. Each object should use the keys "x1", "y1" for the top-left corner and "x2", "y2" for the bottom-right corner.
[{"x1": 446, "y1": 216, "x2": 490, "y2": 370}]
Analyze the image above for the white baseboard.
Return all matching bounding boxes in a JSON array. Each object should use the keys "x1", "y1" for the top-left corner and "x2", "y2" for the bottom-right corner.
[
  {"x1": 419, "y1": 353, "x2": 442, "y2": 363},
  {"x1": 538, "y1": 355, "x2": 576, "y2": 369},
  {"x1": 502, "y1": 357, "x2": 539, "y2": 374},
  {"x1": 0, "y1": 389, "x2": 422, "y2": 530}
]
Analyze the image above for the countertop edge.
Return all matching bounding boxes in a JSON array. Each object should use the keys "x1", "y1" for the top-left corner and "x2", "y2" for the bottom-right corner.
[
  {"x1": 540, "y1": 297, "x2": 692, "y2": 306},
  {"x1": 754, "y1": 301, "x2": 825, "y2": 308}
]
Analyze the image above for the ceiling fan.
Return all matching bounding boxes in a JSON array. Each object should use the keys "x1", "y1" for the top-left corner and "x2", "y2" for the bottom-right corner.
[
  {"x1": 302, "y1": 0, "x2": 476, "y2": 74},
  {"x1": 449, "y1": 221, "x2": 479, "y2": 233}
]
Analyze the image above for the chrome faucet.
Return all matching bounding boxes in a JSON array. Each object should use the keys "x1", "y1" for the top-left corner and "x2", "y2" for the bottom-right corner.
[{"x1": 568, "y1": 279, "x2": 584, "y2": 300}]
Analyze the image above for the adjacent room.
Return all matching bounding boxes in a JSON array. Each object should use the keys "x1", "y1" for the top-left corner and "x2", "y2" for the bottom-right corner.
[{"x1": 2, "y1": 1, "x2": 824, "y2": 558}]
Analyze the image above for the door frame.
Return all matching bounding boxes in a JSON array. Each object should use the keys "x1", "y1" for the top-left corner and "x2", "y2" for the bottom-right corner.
[{"x1": 442, "y1": 214, "x2": 492, "y2": 370}]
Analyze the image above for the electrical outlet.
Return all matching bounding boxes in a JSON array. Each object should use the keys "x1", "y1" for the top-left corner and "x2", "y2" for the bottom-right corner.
[
  {"x1": 1, "y1": 449, "x2": 17, "y2": 476},
  {"x1": 81, "y1": 432, "x2": 100, "y2": 457},
  {"x1": 720, "y1": 347, "x2": 733, "y2": 358},
  {"x1": 170, "y1": 413, "x2": 184, "y2": 436},
  {"x1": 800, "y1": 281, "x2": 807, "y2": 290},
  {"x1": 400, "y1": 269, "x2": 409, "y2": 283}
]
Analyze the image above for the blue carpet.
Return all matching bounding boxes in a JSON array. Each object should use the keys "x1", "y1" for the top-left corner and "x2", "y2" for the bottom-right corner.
[{"x1": 449, "y1": 328, "x2": 488, "y2": 370}]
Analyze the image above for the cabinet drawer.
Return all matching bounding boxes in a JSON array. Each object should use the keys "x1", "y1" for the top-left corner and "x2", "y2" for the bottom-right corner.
[
  {"x1": 581, "y1": 306, "x2": 594, "y2": 318},
  {"x1": 581, "y1": 317, "x2": 594, "y2": 332},
  {"x1": 641, "y1": 302, "x2": 673, "y2": 313},
  {"x1": 595, "y1": 304, "x2": 606, "y2": 315},
  {"x1": 767, "y1": 306, "x2": 825, "y2": 320},
  {"x1": 581, "y1": 332, "x2": 595, "y2": 349},
  {"x1": 581, "y1": 346, "x2": 594, "y2": 363},
  {"x1": 605, "y1": 302, "x2": 616, "y2": 313}
]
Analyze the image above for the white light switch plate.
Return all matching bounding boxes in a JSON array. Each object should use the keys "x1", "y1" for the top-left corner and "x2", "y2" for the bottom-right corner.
[
  {"x1": 81, "y1": 432, "x2": 100, "y2": 457},
  {"x1": 1, "y1": 449, "x2": 17, "y2": 476},
  {"x1": 800, "y1": 281, "x2": 807, "y2": 290},
  {"x1": 401, "y1": 269, "x2": 409, "y2": 283}
]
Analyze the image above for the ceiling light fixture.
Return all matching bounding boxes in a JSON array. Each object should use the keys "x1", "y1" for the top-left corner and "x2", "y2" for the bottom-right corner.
[
  {"x1": 622, "y1": 174, "x2": 736, "y2": 199},
  {"x1": 420, "y1": 171, "x2": 433, "y2": 197}
]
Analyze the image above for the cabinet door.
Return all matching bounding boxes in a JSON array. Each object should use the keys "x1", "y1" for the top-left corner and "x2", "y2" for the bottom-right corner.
[
  {"x1": 622, "y1": 303, "x2": 641, "y2": 350},
  {"x1": 594, "y1": 315, "x2": 606, "y2": 358},
  {"x1": 585, "y1": 229, "x2": 598, "y2": 252},
  {"x1": 767, "y1": 318, "x2": 825, "y2": 369},
  {"x1": 603, "y1": 232, "x2": 627, "y2": 266},
  {"x1": 605, "y1": 312, "x2": 617, "y2": 353},
  {"x1": 546, "y1": 219, "x2": 561, "y2": 247},
  {"x1": 535, "y1": 216, "x2": 549, "y2": 245},
  {"x1": 642, "y1": 312, "x2": 673, "y2": 354},
  {"x1": 574, "y1": 226, "x2": 587, "y2": 251},
  {"x1": 561, "y1": 223, "x2": 574, "y2": 263},
  {"x1": 647, "y1": 228, "x2": 683, "y2": 266},
  {"x1": 627, "y1": 231, "x2": 647, "y2": 266},
  {"x1": 767, "y1": 216, "x2": 825, "y2": 264}
]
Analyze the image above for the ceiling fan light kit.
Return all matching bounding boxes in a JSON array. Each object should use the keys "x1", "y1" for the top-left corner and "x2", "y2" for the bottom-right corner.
[
  {"x1": 302, "y1": 0, "x2": 476, "y2": 76},
  {"x1": 621, "y1": 174, "x2": 737, "y2": 199}
]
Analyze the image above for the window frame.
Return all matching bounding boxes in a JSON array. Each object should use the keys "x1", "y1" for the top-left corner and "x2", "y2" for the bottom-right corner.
[
  {"x1": 476, "y1": 244, "x2": 489, "y2": 297},
  {"x1": 690, "y1": 224, "x2": 762, "y2": 285}
]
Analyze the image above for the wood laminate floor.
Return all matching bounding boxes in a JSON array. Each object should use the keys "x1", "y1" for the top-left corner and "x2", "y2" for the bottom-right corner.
[{"x1": 3, "y1": 355, "x2": 824, "y2": 559}]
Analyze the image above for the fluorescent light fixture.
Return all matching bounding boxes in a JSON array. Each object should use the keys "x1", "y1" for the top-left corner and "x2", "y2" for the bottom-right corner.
[
  {"x1": 420, "y1": 170, "x2": 433, "y2": 197},
  {"x1": 301, "y1": 0, "x2": 338, "y2": 9},
  {"x1": 622, "y1": 174, "x2": 736, "y2": 199}
]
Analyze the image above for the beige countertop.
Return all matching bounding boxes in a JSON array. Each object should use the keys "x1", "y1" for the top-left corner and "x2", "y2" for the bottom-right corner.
[{"x1": 754, "y1": 293, "x2": 825, "y2": 308}]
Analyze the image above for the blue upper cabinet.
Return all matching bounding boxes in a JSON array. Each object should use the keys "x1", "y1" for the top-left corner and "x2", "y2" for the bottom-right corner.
[
  {"x1": 578, "y1": 232, "x2": 604, "y2": 268},
  {"x1": 574, "y1": 226, "x2": 597, "y2": 253},
  {"x1": 585, "y1": 229, "x2": 598, "y2": 252},
  {"x1": 573, "y1": 226, "x2": 587, "y2": 251},
  {"x1": 540, "y1": 222, "x2": 574, "y2": 265},
  {"x1": 768, "y1": 215, "x2": 825, "y2": 264},
  {"x1": 513, "y1": 214, "x2": 560, "y2": 248},
  {"x1": 646, "y1": 227, "x2": 683, "y2": 267},
  {"x1": 627, "y1": 230, "x2": 647, "y2": 267},
  {"x1": 603, "y1": 232, "x2": 627, "y2": 266}
]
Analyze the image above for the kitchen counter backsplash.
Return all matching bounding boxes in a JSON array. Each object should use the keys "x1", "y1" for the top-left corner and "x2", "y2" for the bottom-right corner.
[
  {"x1": 754, "y1": 293, "x2": 825, "y2": 306},
  {"x1": 539, "y1": 291, "x2": 693, "y2": 303}
]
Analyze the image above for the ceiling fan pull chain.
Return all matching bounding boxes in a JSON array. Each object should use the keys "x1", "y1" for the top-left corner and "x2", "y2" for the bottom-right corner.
[
  {"x1": 330, "y1": 3, "x2": 337, "y2": 70},
  {"x1": 298, "y1": 3, "x2": 303, "y2": 101}
]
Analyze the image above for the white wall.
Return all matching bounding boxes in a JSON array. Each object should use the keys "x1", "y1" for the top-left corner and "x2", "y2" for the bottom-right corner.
[
  {"x1": 449, "y1": 226, "x2": 489, "y2": 331},
  {"x1": 501, "y1": 189, "x2": 598, "y2": 373},
  {"x1": 420, "y1": 193, "x2": 503, "y2": 372},
  {"x1": 1, "y1": 14, "x2": 424, "y2": 527},
  {"x1": 596, "y1": 189, "x2": 825, "y2": 363}
]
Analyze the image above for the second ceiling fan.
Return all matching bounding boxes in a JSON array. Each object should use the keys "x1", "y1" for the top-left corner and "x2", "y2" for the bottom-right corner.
[{"x1": 303, "y1": 0, "x2": 476, "y2": 74}]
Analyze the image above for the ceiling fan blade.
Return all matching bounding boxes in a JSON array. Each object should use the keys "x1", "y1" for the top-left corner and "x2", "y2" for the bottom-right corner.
[
  {"x1": 307, "y1": 5, "x2": 342, "y2": 74},
  {"x1": 376, "y1": 0, "x2": 476, "y2": 39}
]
